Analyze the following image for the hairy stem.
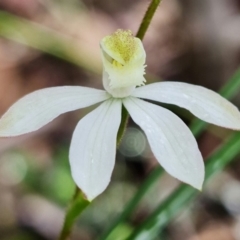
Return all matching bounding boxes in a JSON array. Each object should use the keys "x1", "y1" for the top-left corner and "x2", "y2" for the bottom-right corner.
[
  {"x1": 136, "y1": 0, "x2": 162, "y2": 40},
  {"x1": 58, "y1": 188, "x2": 90, "y2": 240}
]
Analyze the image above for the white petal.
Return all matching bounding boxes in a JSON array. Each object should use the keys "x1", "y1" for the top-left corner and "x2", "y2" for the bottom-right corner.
[
  {"x1": 69, "y1": 99, "x2": 122, "y2": 200},
  {"x1": 123, "y1": 97, "x2": 204, "y2": 190},
  {"x1": 0, "y1": 86, "x2": 110, "y2": 136},
  {"x1": 132, "y1": 82, "x2": 240, "y2": 130}
]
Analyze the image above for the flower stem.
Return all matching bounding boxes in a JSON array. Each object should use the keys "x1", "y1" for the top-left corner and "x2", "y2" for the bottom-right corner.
[
  {"x1": 58, "y1": 188, "x2": 90, "y2": 240},
  {"x1": 117, "y1": 105, "x2": 129, "y2": 146},
  {"x1": 136, "y1": 0, "x2": 162, "y2": 40}
]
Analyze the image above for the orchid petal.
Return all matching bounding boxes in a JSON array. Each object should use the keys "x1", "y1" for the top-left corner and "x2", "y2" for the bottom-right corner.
[
  {"x1": 0, "y1": 86, "x2": 110, "y2": 136},
  {"x1": 69, "y1": 99, "x2": 122, "y2": 201},
  {"x1": 132, "y1": 82, "x2": 240, "y2": 130},
  {"x1": 123, "y1": 97, "x2": 204, "y2": 190}
]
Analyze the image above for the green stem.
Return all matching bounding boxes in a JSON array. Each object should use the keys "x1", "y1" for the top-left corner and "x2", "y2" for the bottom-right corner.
[
  {"x1": 136, "y1": 0, "x2": 162, "y2": 40},
  {"x1": 127, "y1": 132, "x2": 240, "y2": 240},
  {"x1": 117, "y1": 105, "x2": 129, "y2": 146},
  {"x1": 58, "y1": 188, "x2": 90, "y2": 240}
]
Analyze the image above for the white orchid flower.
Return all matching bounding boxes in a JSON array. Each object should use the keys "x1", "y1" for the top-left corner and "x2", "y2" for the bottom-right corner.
[{"x1": 0, "y1": 29, "x2": 240, "y2": 201}]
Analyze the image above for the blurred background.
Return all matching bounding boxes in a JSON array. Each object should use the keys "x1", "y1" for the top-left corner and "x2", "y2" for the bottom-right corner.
[{"x1": 0, "y1": 0, "x2": 240, "y2": 239}]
